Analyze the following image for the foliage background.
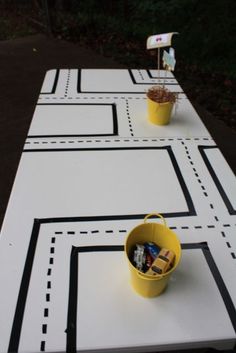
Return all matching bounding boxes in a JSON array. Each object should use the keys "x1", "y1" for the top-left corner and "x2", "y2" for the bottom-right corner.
[{"x1": 50, "y1": 0, "x2": 236, "y2": 77}]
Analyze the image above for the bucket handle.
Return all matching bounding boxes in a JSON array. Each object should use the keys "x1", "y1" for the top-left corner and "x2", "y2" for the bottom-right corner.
[{"x1": 143, "y1": 213, "x2": 166, "y2": 227}]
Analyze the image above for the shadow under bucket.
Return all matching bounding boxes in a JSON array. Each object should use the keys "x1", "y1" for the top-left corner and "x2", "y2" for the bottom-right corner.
[{"x1": 125, "y1": 213, "x2": 181, "y2": 297}]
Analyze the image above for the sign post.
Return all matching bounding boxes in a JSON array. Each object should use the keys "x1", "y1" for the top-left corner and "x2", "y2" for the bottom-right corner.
[{"x1": 146, "y1": 32, "x2": 178, "y2": 81}]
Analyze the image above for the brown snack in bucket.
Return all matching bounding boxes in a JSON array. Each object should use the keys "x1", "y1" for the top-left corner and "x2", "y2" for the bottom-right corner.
[{"x1": 147, "y1": 86, "x2": 178, "y2": 104}]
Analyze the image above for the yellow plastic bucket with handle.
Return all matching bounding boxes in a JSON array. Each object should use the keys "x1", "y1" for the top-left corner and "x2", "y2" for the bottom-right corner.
[
  {"x1": 125, "y1": 213, "x2": 181, "y2": 297},
  {"x1": 147, "y1": 98, "x2": 174, "y2": 125}
]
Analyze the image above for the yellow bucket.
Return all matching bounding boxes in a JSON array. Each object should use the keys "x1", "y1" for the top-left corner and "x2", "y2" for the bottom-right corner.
[
  {"x1": 147, "y1": 97, "x2": 174, "y2": 125},
  {"x1": 125, "y1": 213, "x2": 181, "y2": 297}
]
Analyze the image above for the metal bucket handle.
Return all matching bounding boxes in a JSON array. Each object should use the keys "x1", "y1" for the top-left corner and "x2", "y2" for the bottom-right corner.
[{"x1": 143, "y1": 213, "x2": 167, "y2": 227}]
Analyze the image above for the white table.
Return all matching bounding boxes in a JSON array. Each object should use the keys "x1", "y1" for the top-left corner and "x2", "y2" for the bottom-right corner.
[{"x1": 0, "y1": 69, "x2": 236, "y2": 353}]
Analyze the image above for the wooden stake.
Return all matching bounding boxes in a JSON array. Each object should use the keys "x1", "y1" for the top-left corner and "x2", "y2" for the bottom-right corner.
[
  {"x1": 163, "y1": 66, "x2": 167, "y2": 88},
  {"x1": 157, "y1": 47, "x2": 160, "y2": 81}
]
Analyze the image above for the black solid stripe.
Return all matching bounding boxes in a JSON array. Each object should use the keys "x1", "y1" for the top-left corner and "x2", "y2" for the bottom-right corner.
[
  {"x1": 66, "y1": 247, "x2": 78, "y2": 353},
  {"x1": 166, "y1": 146, "x2": 196, "y2": 217},
  {"x1": 112, "y1": 103, "x2": 118, "y2": 135},
  {"x1": 8, "y1": 220, "x2": 41, "y2": 352},
  {"x1": 41, "y1": 68, "x2": 59, "y2": 95},
  {"x1": 199, "y1": 146, "x2": 236, "y2": 215},
  {"x1": 202, "y1": 246, "x2": 236, "y2": 332},
  {"x1": 51, "y1": 69, "x2": 59, "y2": 94}
]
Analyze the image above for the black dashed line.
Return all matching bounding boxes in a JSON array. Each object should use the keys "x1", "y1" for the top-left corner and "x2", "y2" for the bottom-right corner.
[
  {"x1": 207, "y1": 225, "x2": 215, "y2": 228},
  {"x1": 67, "y1": 231, "x2": 75, "y2": 235},
  {"x1": 40, "y1": 341, "x2": 45, "y2": 351},
  {"x1": 195, "y1": 173, "x2": 199, "y2": 177},
  {"x1": 51, "y1": 237, "x2": 56, "y2": 243},
  {"x1": 80, "y1": 231, "x2": 88, "y2": 234},
  {"x1": 214, "y1": 216, "x2": 219, "y2": 221},
  {"x1": 47, "y1": 268, "x2": 51, "y2": 276},
  {"x1": 91, "y1": 230, "x2": 99, "y2": 234},
  {"x1": 221, "y1": 231, "x2": 226, "y2": 237},
  {"x1": 55, "y1": 231, "x2": 62, "y2": 235},
  {"x1": 47, "y1": 281, "x2": 51, "y2": 289},
  {"x1": 49, "y1": 258, "x2": 54, "y2": 265},
  {"x1": 190, "y1": 161, "x2": 194, "y2": 165},
  {"x1": 223, "y1": 224, "x2": 230, "y2": 227},
  {"x1": 170, "y1": 226, "x2": 177, "y2": 230},
  {"x1": 204, "y1": 192, "x2": 208, "y2": 197},
  {"x1": 119, "y1": 230, "x2": 127, "y2": 233},
  {"x1": 201, "y1": 186, "x2": 206, "y2": 191},
  {"x1": 42, "y1": 324, "x2": 47, "y2": 334},
  {"x1": 105, "y1": 230, "x2": 114, "y2": 233},
  {"x1": 193, "y1": 168, "x2": 197, "y2": 172},
  {"x1": 194, "y1": 226, "x2": 202, "y2": 229},
  {"x1": 210, "y1": 204, "x2": 214, "y2": 209},
  {"x1": 46, "y1": 293, "x2": 50, "y2": 302},
  {"x1": 181, "y1": 226, "x2": 189, "y2": 229},
  {"x1": 50, "y1": 247, "x2": 55, "y2": 254},
  {"x1": 231, "y1": 252, "x2": 236, "y2": 259},
  {"x1": 226, "y1": 242, "x2": 231, "y2": 248},
  {"x1": 197, "y1": 179, "x2": 202, "y2": 184},
  {"x1": 125, "y1": 99, "x2": 134, "y2": 136},
  {"x1": 138, "y1": 70, "x2": 144, "y2": 81},
  {"x1": 44, "y1": 308, "x2": 49, "y2": 317}
]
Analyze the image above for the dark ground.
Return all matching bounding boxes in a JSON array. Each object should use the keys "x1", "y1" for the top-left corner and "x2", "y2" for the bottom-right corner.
[
  {"x1": 0, "y1": 34, "x2": 236, "y2": 231},
  {"x1": 0, "y1": 34, "x2": 235, "y2": 353}
]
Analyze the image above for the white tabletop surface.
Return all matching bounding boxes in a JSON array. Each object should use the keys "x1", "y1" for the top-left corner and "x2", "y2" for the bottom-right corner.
[{"x1": 0, "y1": 69, "x2": 236, "y2": 353}]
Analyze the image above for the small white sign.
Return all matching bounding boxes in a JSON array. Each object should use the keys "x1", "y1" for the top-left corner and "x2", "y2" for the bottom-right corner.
[{"x1": 147, "y1": 32, "x2": 178, "y2": 49}]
